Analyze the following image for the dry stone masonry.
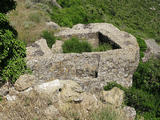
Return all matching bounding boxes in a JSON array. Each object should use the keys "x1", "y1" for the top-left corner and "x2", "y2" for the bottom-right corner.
[{"x1": 27, "y1": 23, "x2": 139, "y2": 91}]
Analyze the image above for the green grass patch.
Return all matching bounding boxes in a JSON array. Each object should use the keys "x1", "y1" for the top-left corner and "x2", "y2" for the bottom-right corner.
[
  {"x1": 50, "y1": 0, "x2": 160, "y2": 45},
  {"x1": 41, "y1": 30, "x2": 56, "y2": 48},
  {"x1": 93, "y1": 43, "x2": 112, "y2": 52},
  {"x1": 62, "y1": 37, "x2": 92, "y2": 53}
]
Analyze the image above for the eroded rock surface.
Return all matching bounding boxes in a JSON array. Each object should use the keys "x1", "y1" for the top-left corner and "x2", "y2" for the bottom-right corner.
[
  {"x1": 0, "y1": 23, "x2": 139, "y2": 120},
  {"x1": 27, "y1": 23, "x2": 139, "y2": 89},
  {"x1": 0, "y1": 79, "x2": 134, "y2": 120}
]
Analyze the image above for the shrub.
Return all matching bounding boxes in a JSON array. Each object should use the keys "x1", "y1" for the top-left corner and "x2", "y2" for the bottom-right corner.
[
  {"x1": 0, "y1": 13, "x2": 17, "y2": 36},
  {"x1": 0, "y1": 30, "x2": 27, "y2": 83},
  {"x1": 62, "y1": 37, "x2": 92, "y2": 53},
  {"x1": 124, "y1": 88, "x2": 157, "y2": 112},
  {"x1": 133, "y1": 59, "x2": 160, "y2": 95},
  {"x1": 41, "y1": 30, "x2": 56, "y2": 48}
]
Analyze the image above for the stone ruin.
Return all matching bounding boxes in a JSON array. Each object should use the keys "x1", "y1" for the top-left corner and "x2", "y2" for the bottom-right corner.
[
  {"x1": 0, "y1": 23, "x2": 139, "y2": 120},
  {"x1": 27, "y1": 23, "x2": 139, "y2": 91}
]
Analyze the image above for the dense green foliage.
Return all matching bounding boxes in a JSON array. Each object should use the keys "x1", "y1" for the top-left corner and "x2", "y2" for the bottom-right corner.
[
  {"x1": 125, "y1": 88, "x2": 160, "y2": 119},
  {"x1": 51, "y1": 0, "x2": 160, "y2": 44},
  {"x1": 133, "y1": 59, "x2": 160, "y2": 95},
  {"x1": 41, "y1": 30, "x2": 56, "y2": 48},
  {"x1": 0, "y1": 1, "x2": 27, "y2": 84},
  {"x1": 62, "y1": 37, "x2": 92, "y2": 53}
]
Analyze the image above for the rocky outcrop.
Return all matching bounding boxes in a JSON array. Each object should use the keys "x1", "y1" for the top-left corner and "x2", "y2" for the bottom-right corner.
[
  {"x1": 27, "y1": 23, "x2": 139, "y2": 89},
  {"x1": 0, "y1": 79, "x2": 135, "y2": 120},
  {"x1": 0, "y1": 23, "x2": 139, "y2": 120}
]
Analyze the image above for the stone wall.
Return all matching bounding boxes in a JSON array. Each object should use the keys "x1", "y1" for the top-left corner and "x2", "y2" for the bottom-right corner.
[{"x1": 26, "y1": 23, "x2": 139, "y2": 91}]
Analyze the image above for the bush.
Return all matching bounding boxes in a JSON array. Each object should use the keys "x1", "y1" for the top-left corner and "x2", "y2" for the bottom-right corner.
[
  {"x1": 0, "y1": 13, "x2": 17, "y2": 36},
  {"x1": 133, "y1": 59, "x2": 160, "y2": 95},
  {"x1": 124, "y1": 88, "x2": 158, "y2": 112},
  {"x1": 62, "y1": 37, "x2": 92, "y2": 53},
  {"x1": 41, "y1": 30, "x2": 56, "y2": 48},
  {"x1": 0, "y1": 30, "x2": 27, "y2": 83}
]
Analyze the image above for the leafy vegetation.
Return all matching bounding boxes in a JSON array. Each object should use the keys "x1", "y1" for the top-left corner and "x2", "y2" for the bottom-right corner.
[
  {"x1": 0, "y1": 1, "x2": 27, "y2": 84},
  {"x1": 133, "y1": 59, "x2": 160, "y2": 95},
  {"x1": 51, "y1": 0, "x2": 160, "y2": 44},
  {"x1": 62, "y1": 37, "x2": 92, "y2": 53},
  {"x1": 41, "y1": 30, "x2": 56, "y2": 48}
]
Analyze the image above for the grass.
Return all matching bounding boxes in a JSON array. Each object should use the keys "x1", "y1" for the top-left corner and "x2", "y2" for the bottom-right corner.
[
  {"x1": 61, "y1": 104, "x2": 126, "y2": 120},
  {"x1": 7, "y1": 0, "x2": 50, "y2": 44},
  {"x1": 93, "y1": 43, "x2": 112, "y2": 52},
  {"x1": 62, "y1": 37, "x2": 92, "y2": 53},
  {"x1": 62, "y1": 37, "x2": 113, "y2": 53},
  {"x1": 51, "y1": 0, "x2": 160, "y2": 44},
  {"x1": 41, "y1": 30, "x2": 56, "y2": 48},
  {"x1": 90, "y1": 106, "x2": 124, "y2": 120}
]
